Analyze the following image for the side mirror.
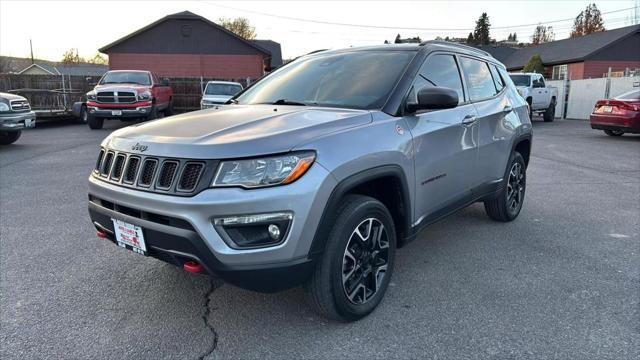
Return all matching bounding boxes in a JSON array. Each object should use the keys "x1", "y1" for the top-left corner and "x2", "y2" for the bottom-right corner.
[
  {"x1": 408, "y1": 86, "x2": 459, "y2": 113},
  {"x1": 162, "y1": 78, "x2": 170, "y2": 86}
]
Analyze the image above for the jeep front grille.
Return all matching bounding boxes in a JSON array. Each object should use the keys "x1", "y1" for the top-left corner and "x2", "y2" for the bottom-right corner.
[
  {"x1": 96, "y1": 91, "x2": 137, "y2": 104},
  {"x1": 93, "y1": 148, "x2": 217, "y2": 196}
]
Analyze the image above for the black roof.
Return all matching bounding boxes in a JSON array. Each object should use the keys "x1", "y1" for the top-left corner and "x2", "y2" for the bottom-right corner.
[
  {"x1": 500, "y1": 24, "x2": 640, "y2": 69},
  {"x1": 99, "y1": 11, "x2": 274, "y2": 57},
  {"x1": 251, "y1": 40, "x2": 283, "y2": 67}
]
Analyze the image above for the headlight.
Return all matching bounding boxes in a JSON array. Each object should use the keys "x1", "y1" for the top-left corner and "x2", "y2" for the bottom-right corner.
[
  {"x1": 138, "y1": 91, "x2": 151, "y2": 101},
  {"x1": 86, "y1": 91, "x2": 97, "y2": 101},
  {"x1": 0, "y1": 102, "x2": 9, "y2": 111},
  {"x1": 212, "y1": 152, "x2": 316, "y2": 188}
]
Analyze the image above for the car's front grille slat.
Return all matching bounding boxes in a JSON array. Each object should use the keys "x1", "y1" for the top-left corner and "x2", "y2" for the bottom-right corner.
[
  {"x1": 93, "y1": 148, "x2": 217, "y2": 196},
  {"x1": 97, "y1": 91, "x2": 137, "y2": 104}
]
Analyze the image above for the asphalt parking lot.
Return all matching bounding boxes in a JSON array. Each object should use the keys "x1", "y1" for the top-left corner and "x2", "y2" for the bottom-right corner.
[{"x1": 1, "y1": 118, "x2": 638, "y2": 359}]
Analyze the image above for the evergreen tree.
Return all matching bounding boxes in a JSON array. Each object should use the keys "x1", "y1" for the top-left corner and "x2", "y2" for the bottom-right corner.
[
  {"x1": 466, "y1": 32, "x2": 475, "y2": 44},
  {"x1": 523, "y1": 54, "x2": 545, "y2": 73},
  {"x1": 473, "y1": 12, "x2": 491, "y2": 45}
]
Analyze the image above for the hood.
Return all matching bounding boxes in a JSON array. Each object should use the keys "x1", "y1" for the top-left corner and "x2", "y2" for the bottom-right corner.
[
  {"x1": 104, "y1": 105, "x2": 372, "y2": 159},
  {"x1": 93, "y1": 84, "x2": 150, "y2": 93},
  {"x1": 0, "y1": 92, "x2": 28, "y2": 101},
  {"x1": 202, "y1": 95, "x2": 233, "y2": 103}
]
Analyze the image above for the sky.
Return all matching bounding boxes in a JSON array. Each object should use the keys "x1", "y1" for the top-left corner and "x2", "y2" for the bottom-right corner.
[{"x1": 0, "y1": 0, "x2": 638, "y2": 62}]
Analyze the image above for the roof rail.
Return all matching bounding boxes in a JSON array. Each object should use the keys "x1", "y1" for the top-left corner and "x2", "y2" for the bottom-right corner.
[{"x1": 419, "y1": 40, "x2": 492, "y2": 57}]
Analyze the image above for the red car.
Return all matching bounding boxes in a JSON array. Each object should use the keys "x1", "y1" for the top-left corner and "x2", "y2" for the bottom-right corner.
[{"x1": 590, "y1": 89, "x2": 640, "y2": 136}]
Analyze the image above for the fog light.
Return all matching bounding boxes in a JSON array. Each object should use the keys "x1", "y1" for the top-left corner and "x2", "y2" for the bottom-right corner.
[
  {"x1": 213, "y1": 212, "x2": 292, "y2": 248},
  {"x1": 268, "y1": 224, "x2": 280, "y2": 240}
]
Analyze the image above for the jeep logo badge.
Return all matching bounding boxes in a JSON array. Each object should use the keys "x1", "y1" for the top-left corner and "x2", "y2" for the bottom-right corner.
[{"x1": 131, "y1": 143, "x2": 148, "y2": 152}]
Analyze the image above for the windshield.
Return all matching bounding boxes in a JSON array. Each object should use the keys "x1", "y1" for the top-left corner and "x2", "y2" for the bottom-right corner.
[
  {"x1": 234, "y1": 50, "x2": 416, "y2": 109},
  {"x1": 100, "y1": 72, "x2": 151, "y2": 85},
  {"x1": 509, "y1": 75, "x2": 531, "y2": 87},
  {"x1": 614, "y1": 89, "x2": 640, "y2": 101},
  {"x1": 205, "y1": 83, "x2": 243, "y2": 96}
]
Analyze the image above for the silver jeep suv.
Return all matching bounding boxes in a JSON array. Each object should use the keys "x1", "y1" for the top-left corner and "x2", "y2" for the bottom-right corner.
[{"x1": 88, "y1": 42, "x2": 532, "y2": 321}]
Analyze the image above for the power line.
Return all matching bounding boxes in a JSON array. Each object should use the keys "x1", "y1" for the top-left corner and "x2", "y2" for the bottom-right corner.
[{"x1": 201, "y1": 1, "x2": 637, "y2": 31}]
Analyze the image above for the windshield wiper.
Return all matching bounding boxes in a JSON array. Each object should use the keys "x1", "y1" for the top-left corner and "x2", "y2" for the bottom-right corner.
[{"x1": 269, "y1": 99, "x2": 307, "y2": 106}]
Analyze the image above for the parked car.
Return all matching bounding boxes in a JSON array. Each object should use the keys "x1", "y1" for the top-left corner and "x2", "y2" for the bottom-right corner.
[
  {"x1": 88, "y1": 42, "x2": 532, "y2": 321},
  {"x1": 590, "y1": 89, "x2": 640, "y2": 136},
  {"x1": 84, "y1": 70, "x2": 173, "y2": 129},
  {"x1": 201, "y1": 81, "x2": 243, "y2": 109},
  {"x1": 509, "y1": 73, "x2": 558, "y2": 122},
  {"x1": 0, "y1": 92, "x2": 36, "y2": 145}
]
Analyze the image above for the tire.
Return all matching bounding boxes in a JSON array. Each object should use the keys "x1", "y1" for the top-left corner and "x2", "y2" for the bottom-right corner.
[
  {"x1": 164, "y1": 101, "x2": 174, "y2": 116},
  {"x1": 526, "y1": 98, "x2": 533, "y2": 120},
  {"x1": 604, "y1": 129, "x2": 624, "y2": 137},
  {"x1": 88, "y1": 115, "x2": 104, "y2": 130},
  {"x1": 484, "y1": 151, "x2": 526, "y2": 222},
  {"x1": 0, "y1": 130, "x2": 21, "y2": 145},
  {"x1": 78, "y1": 106, "x2": 88, "y2": 124},
  {"x1": 306, "y1": 195, "x2": 396, "y2": 321},
  {"x1": 543, "y1": 101, "x2": 555, "y2": 122},
  {"x1": 146, "y1": 105, "x2": 158, "y2": 121}
]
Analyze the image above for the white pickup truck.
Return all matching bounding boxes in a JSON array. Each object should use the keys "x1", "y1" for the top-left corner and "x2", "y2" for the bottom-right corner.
[{"x1": 509, "y1": 73, "x2": 558, "y2": 122}]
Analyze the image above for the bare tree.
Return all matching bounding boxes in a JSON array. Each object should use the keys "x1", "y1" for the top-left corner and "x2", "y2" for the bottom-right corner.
[
  {"x1": 531, "y1": 25, "x2": 555, "y2": 45},
  {"x1": 571, "y1": 3, "x2": 605, "y2": 38},
  {"x1": 217, "y1": 17, "x2": 257, "y2": 39}
]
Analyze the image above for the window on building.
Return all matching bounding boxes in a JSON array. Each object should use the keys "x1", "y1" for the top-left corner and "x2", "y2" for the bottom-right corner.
[{"x1": 552, "y1": 65, "x2": 567, "y2": 80}]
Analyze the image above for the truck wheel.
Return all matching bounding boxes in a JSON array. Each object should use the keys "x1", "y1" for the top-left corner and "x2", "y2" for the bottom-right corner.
[
  {"x1": 0, "y1": 130, "x2": 21, "y2": 145},
  {"x1": 146, "y1": 106, "x2": 158, "y2": 120},
  {"x1": 604, "y1": 129, "x2": 624, "y2": 137},
  {"x1": 484, "y1": 151, "x2": 526, "y2": 222},
  {"x1": 543, "y1": 102, "x2": 555, "y2": 122},
  {"x1": 526, "y1": 98, "x2": 533, "y2": 120},
  {"x1": 164, "y1": 101, "x2": 174, "y2": 116},
  {"x1": 78, "y1": 106, "x2": 88, "y2": 124},
  {"x1": 306, "y1": 195, "x2": 396, "y2": 321},
  {"x1": 88, "y1": 115, "x2": 104, "y2": 130}
]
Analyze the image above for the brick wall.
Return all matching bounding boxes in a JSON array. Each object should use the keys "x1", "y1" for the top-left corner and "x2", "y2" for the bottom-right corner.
[{"x1": 108, "y1": 53, "x2": 265, "y2": 78}]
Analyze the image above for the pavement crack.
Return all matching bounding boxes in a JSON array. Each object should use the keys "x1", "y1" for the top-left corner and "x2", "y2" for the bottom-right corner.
[{"x1": 198, "y1": 278, "x2": 223, "y2": 360}]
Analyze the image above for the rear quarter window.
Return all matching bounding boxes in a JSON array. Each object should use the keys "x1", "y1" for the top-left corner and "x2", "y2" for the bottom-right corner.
[{"x1": 460, "y1": 57, "x2": 497, "y2": 101}]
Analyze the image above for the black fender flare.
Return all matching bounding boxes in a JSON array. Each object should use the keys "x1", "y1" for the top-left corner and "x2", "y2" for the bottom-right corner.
[{"x1": 307, "y1": 165, "x2": 412, "y2": 259}]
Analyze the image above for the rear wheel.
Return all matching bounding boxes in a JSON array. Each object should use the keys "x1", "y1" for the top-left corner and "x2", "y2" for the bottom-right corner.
[
  {"x1": 146, "y1": 105, "x2": 158, "y2": 120},
  {"x1": 306, "y1": 195, "x2": 396, "y2": 321},
  {"x1": 88, "y1": 115, "x2": 104, "y2": 129},
  {"x1": 604, "y1": 129, "x2": 624, "y2": 137},
  {"x1": 0, "y1": 130, "x2": 21, "y2": 145},
  {"x1": 543, "y1": 101, "x2": 555, "y2": 122},
  {"x1": 526, "y1": 98, "x2": 533, "y2": 119},
  {"x1": 484, "y1": 151, "x2": 526, "y2": 222}
]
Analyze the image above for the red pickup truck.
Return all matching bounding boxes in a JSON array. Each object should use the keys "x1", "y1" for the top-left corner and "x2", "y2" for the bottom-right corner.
[{"x1": 84, "y1": 70, "x2": 173, "y2": 129}]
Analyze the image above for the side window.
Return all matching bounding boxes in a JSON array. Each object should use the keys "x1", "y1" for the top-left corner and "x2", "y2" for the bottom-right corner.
[
  {"x1": 538, "y1": 76, "x2": 545, "y2": 88},
  {"x1": 489, "y1": 64, "x2": 505, "y2": 92},
  {"x1": 409, "y1": 54, "x2": 465, "y2": 103},
  {"x1": 532, "y1": 75, "x2": 544, "y2": 88},
  {"x1": 459, "y1": 57, "x2": 497, "y2": 101}
]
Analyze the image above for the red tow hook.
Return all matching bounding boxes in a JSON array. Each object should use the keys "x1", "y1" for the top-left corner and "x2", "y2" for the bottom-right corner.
[
  {"x1": 183, "y1": 261, "x2": 204, "y2": 273},
  {"x1": 96, "y1": 230, "x2": 107, "y2": 239}
]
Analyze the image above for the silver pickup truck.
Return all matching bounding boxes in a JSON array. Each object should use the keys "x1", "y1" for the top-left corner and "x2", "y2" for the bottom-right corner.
[{"x1": 0, "y1": 92, "x2": 36, "y2": 145}]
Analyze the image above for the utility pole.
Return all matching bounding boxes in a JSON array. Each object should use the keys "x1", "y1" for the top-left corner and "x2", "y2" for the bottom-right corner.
[{"x1": 30, "y1": 39, "x2": 34, "y2": 64}]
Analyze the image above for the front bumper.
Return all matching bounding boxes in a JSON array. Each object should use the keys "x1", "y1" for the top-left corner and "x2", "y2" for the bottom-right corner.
[
  {"x1": 88, "y1": 105, "x2": 153, "y2": 119},
  {"x1": 0, "y1": 111, "x2": 36, "y2": 131},
  {"x1": 87, "y1": 163, "x2": 336, "y2": 291}
]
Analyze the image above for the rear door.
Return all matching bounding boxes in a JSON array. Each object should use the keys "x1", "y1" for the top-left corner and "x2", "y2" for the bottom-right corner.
[
  {"x1": 404, "y1": 53, "x2": 479, "y2": 221},
  {"x1": 531, "y1": 75, "x2": 546, "y2": 108},
  {"x1": 458, "y1": 56, "x2": 504, "y2": 190}
]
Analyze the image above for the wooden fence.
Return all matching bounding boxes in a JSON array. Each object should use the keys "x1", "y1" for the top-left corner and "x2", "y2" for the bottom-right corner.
[{"x1": 0, "y1": 74, "x2": 254, "y2": 114}]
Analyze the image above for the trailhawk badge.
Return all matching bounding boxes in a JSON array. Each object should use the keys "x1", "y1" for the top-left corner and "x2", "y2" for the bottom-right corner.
[{"x1": 131, "y1": 143, "x2": 148, "y2": 152}]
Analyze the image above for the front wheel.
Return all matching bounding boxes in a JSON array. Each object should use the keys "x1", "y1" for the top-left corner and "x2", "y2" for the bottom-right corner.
[
  {"x1": 146, "y1": 106, "x2": 158, "y2": 121},
  {"x1": 484, "y1": 151, "x2": 526, "y2": 222},
  {"x1": 0, "y1": 130, "x2": 21, "y2": 145},
  {"x1": 306, "y1": 195, "x2": 396, "y2": 321},
  {"x1": 604, "y1": 129, "x2": 624, "y2": 137},
  {"x1": 88, "y1": 115, "x2": 104, "y2": 129}
]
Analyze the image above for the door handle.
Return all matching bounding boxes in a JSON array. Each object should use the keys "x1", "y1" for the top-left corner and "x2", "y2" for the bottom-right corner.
[
  {"x1": 503, "y1": 105, "x2": 513, "y2": 113},
  {"x1": 461, "y1": 115, "x2": 477, "y2": 126}
]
